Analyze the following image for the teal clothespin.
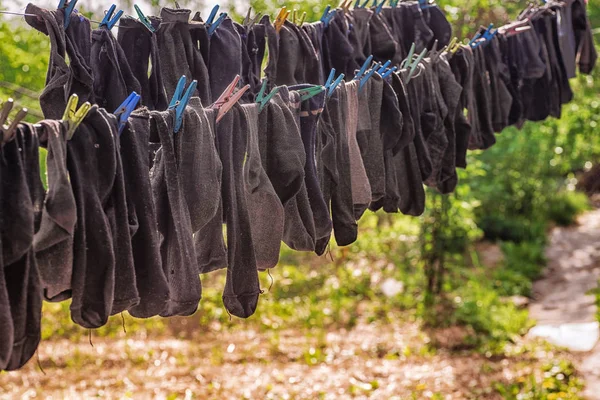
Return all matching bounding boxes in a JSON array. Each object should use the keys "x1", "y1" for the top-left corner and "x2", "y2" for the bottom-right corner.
[
  {"x1": 169, "y1": 76, "x2": 197, "y2": 134},
  {"x1": 375, "y1": 0, "x2": 386, "y2": 14},
  {"x1": 297, "y1": 86, "x2": 326, "y2": 102},
  {"x1": 255, "y1": 79, "x2": 280, "y2": 112},
  {"x1": 400, "y1": 43, "x2": 416, "y2": 69},
  {"x1": 134, "y1": 5, "x2": 155, "y2": 32},
  {"x1": 114, "y1": 92, "x2": 141, "y2": 135},
  {"x1": 405, "y1": 48, "x2": 427, "y2": 84},
  {"x1": 99, "y1": 4, "x2": 123, "y2": 31},
  {"x1": 390, "y1": 0, "x2": 398, "y2": 8}
]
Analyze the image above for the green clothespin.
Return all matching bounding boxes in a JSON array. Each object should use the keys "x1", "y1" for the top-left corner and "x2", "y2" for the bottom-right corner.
[
  {"x1": 297, "y1": 86, "x2": 326, "y2": 101},
  {"x1": 134, "y1": 5, "x2": 155, "y2": 32},
  {"x1": 62, "y1": 94, "x2": 92, "y2": 139}
]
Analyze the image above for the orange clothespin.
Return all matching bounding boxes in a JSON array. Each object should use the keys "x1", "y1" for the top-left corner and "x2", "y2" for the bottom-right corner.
[{"x1": 274, "y1": 7, "x2": 290, "y2": 33}]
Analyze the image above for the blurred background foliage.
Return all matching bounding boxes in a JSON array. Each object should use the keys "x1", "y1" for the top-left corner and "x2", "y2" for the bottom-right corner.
[{"x1": 0, "y1": 0, "x2": 599, "y2": 381}]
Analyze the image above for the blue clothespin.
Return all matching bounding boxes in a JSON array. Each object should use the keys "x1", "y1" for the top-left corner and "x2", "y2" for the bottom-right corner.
[
  {"x1": 359, "y1": 62, "x2": 381, "y2": 91},
  {"x1": 134, "y1": 5, "x2": 155, "y2": 32},
  {"x1": 380, "y1": 66, "x2": 397, "y2": 79},
  {"x1": 208, "y1": 12, "x2": 227, "y2": 36},
  {"x1": 206, "y1": 5, "x2": 220, "y2": 25},
  {"x1": 418, "y1": 0, "x2": 436, "y2": 9},
  {"x1": 58, "y1": 0, "x2": 78, "y2": 29},
  {"x1": 320, "y1": 6, "x2": 335, "y2": 28},
  {"x1": 324, "y1": 69, "x2": 345, "y2": 97},
  {"x1": 99, "y1": 4, "x2": 123, "y2": 31},
  {"x1": 377, "y1": 60, "x2": 392, "y2": 74},
  {"x1": 375, "y1": 0, "x2": 386, "y2": 14},
  {"x1": 114, "y1": 92, "x2": 141, "y2": 135},
  {"x1": 169, "y1": 76, "x2": 197, "y2": 134},
  {"x1": 255, "y1": 79, "x2": 280, "y2": 112},
  {"x1": 354, "y1": 55, "x2": 374, "y2": 80}
]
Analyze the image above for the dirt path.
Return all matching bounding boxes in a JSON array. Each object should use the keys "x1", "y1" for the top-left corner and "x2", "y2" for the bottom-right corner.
[{"x1": 528, "y1": 208, "x2": 600, "y2": 399}]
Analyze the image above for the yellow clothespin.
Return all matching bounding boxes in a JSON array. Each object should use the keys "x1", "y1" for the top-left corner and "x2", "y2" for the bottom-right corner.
[
  {"x1": 62, "y1": 94, "x2": 92, "y2": 140},
  {"x1": 292, "y1": 10, "x2": 306, "y2": 26},
  {"x1": 274, "y1": 7, "x2": 290, "y2": 33}
]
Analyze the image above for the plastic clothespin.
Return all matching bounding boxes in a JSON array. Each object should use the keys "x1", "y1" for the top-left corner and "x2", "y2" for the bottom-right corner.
[
  {"x1": 380, "y1": 66, "x2": 397, "y2": 79},
  {"x1": 211, "y1": 76, "x2": 250, "y2": 123},
  {"x1": 320, "y1": 6, "x2": 335, "y2": 28},
  {"x1": 324, "y1": 69, "x2": 345, "y2": 97},
  {"x1": 274, "y1": 7, "x2": 290, "y2": 33},
  {"x1": 243, "y1": 7, "x2": 262, "y2": 29},
  {"x1": 377, "y1": 60, "x2": 392, "y2": 74},
  {"x1": 208, "y1": 13, "x2": 227, "y2": 36},
  {"x1": 405, "y1": 48, "x2": 427, "y2": 84},
  {"x1": 169, "y1": 76, "x2": 197, "y2": 134},
  {"x1": 134, "y1": 5, "x2": 155, "y2": 33},
  {"x1": 296, "y1": 86, "x2": 326, "y2": 102},
  {"x1": 58, "y1": 0, "x2": 78, "y2": 29},
  {"x1": 255, "y1": 80, "x2": 280, "y2": 112},
  {"x1": 0, "y1": 99, "x2": 28, "y2": 144},
  {"x1": 62, "y1": 94, "x2": 92, "y2": 140},
  {"x1": 400, "y1": 43, "x2": 416, "y2": 69},
  {"x1": 99, "y1": 5, "x2": 123, "y2": 31},
  {"x1": 114, "y1": 92, "x2": 140, "y2": 135},
  {"x1": 359, "y1": 62, "x2": 381, "y2": 91},
  {"x1": 339, "y1": 0, "x2": 352, "y2": 12},
  {"x1": 375, "y1": 0, "x2": 386, "y2": 14},
  {"x1": 292, "y1": 10, "x2": 306, "y2": 26},
  {"x1": 206, "y1": 5, "x2": 220, "y2": 25},
  {"x1": 418, "y1": 0, "x2": 436, "y2": 10},
  {"x1": 321, "y1": 5, "x2": 336, "y2": 27},
  {"x1": 390, "y1": 0, "x2": 399, "y2": 8},
  {"x1": 354, "y1": 55, "x2": 374, "y2": 80}
]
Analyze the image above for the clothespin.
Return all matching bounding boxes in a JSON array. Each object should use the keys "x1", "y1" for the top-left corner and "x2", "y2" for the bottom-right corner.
[
  {"x1": 405, "y1": 48, "x2": 428, "y2": 84},
  {"x1": 211, "y1": 75, "x2": 250, "y2": 123},
  {"x1": 320, "y1": 6, "x2": 336, "y2": 28},
  {"x1": 62, "y1": 94, "x2": 92, "y2": 140},
  {"x1": 296, "y1": 86, "x2": 326, "y2": 102},
  {"x1": 390, "y1": 0, "x2": 399, "y2": 8},
  {"x1": 375, "y1": 0, "x2": 386, "y2": 14},
  {"x1": 255, "y1": 79, "x2": 280, "y2": 112},
  {"x1": 418, "y1": 0, "x2": 436, "y2": 9},
  {"x1": 114, "y1": 92, "x2": 140, "y2": 135},
  {"x1": 0, "y1": 99, "x2": 28, "y2": 144},
  {"x1": 134, "y1": 5, "x2": 155, "y2": 33},
  {"x1": 380, "y1": 66, "x2": 397, "y2": 79},
  {"x1": 58, "y1": 0, "x2": 78, "y2": 29},
  {"x1": 291, "y1": 9, "x2": 305, "y2": 26},
  {"x1": 400, "y1": 43, "x2": 416, "y2": 69},
  {"x1": 208, "y1": 12, "x2": 227, "y2": 36},
  {"x1": 354, "y1": 55, "x2": 374, "y2": 80},
  {"x1": 377, "y1": 60, "x2": 392, "y2": 73},
  {"x1": 169, "y1": 76, "x2": 197, "y2": 134},
  {"x1": 323, "y1": 7, "x2": 335, "y2": 27},
  {"x1": 206, "y1": 4, "x2": 220, "y2": 25},
  {"x1": 339, "y1": 0, "x2": 352, "y2": 12},
  {"x1": 99, "y1": 4, "x2": 123, "y2": 31},
  {"x1": 359, "y1": 62, "x2": 381, "y2": 92},
  {"x1": 324, "y1": 69, "x2": 345, "y2": 97},
  {"x1": 274, "y1": 7, "x2": 290, "y2": 33},
  {"x1": 243, "y1": 7, "x2": 262, "y2": 29}
]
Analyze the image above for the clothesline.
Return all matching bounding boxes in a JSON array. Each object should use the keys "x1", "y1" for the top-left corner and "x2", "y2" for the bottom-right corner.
[{"x1": 0, "y1": 0, "x2": 596, "y2": 372}]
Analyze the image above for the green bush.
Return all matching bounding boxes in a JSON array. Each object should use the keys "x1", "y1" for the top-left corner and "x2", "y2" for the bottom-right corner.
[
  {"x1": 477, "y1": 215, "x2": 547, "y2": 243},
  {"x1": 546, "y1": 190, "x2": 590, "y2": 226}
]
